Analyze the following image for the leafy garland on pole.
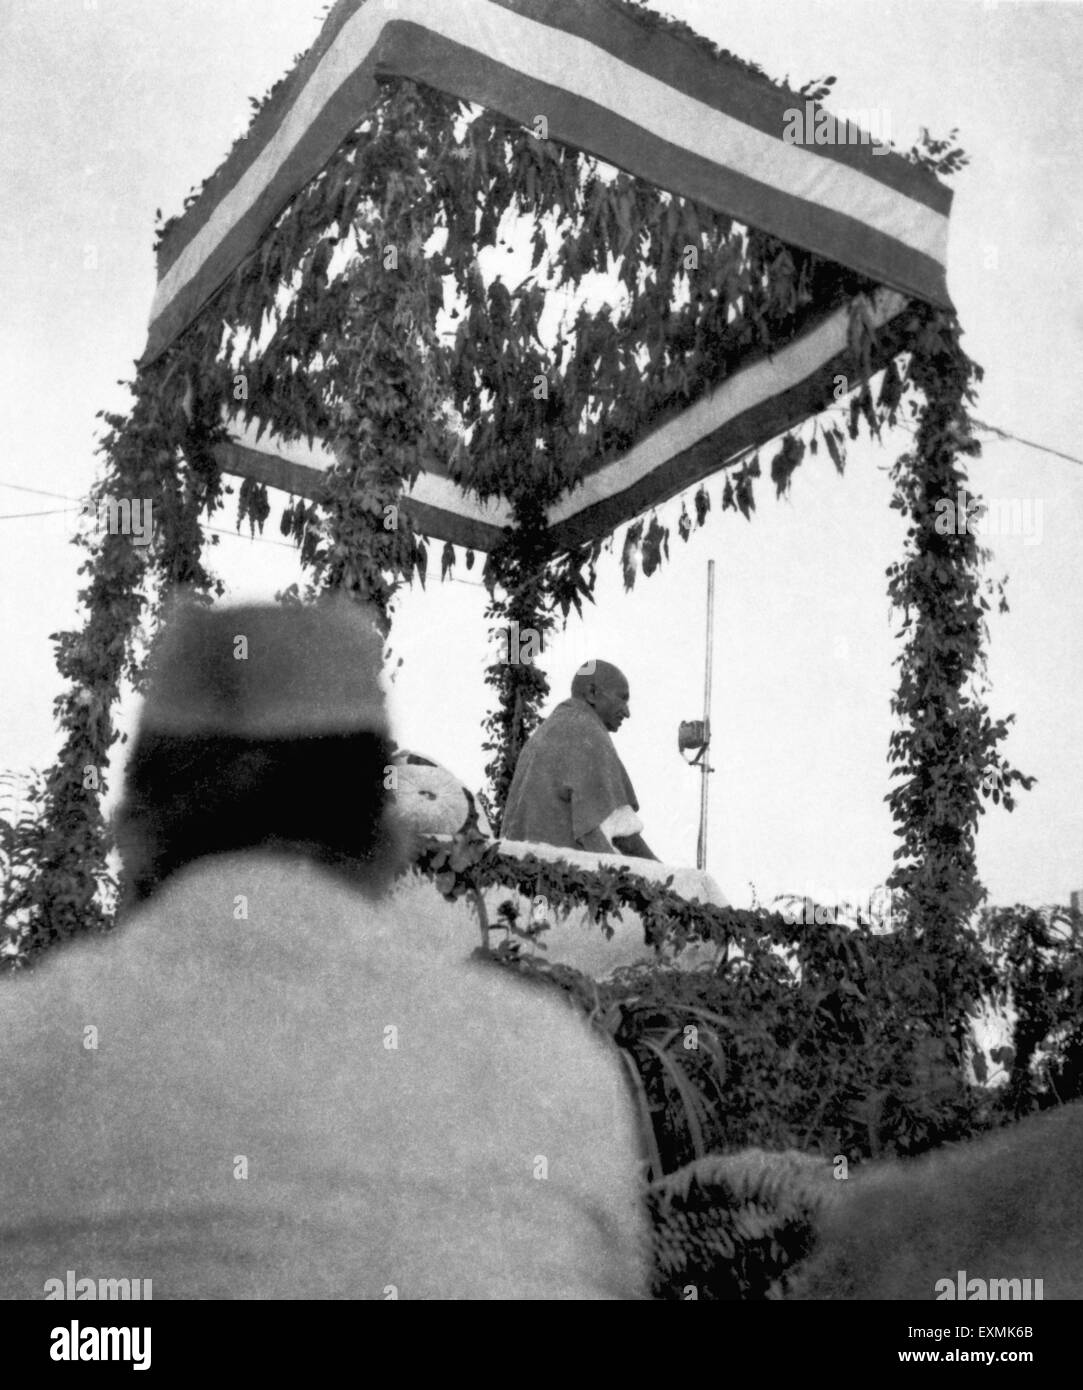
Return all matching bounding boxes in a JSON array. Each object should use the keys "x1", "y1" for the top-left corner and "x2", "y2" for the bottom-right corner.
[
  {"x1": 1, "y1": 341, "x2": 233, "y2": 956},
  {"x1": 883, "y1": 306, "x2": 1035, "y2": 1058},
  {"x1": 478, "y1": 505, "x2": 558, "y2": 833}
]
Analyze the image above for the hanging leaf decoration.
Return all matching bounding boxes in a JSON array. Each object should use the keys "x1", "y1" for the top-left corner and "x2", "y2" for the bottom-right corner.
[
  {"x1": 878, "y1": 357, "x2": 903, "y2": 422},
  {"x1": 848, "y1": 392, "x2": 862, "y2": 440},
  {"x1": 733, "y1": 455, "x2": 760, "y2": 520},
  {"x1": 622, "y1": 520, "x2": 644, "y2": 590},
  {"x1": 440, "y1": 540, "x2": 455, "y2": 580},
  {"x1": 642, "y1": 516, "x2": 667, "y2": 577},
  {"x1": 825, "y1": 427, "x2": 846, "y2": 475},
  {"x1": 858, "y1": 384, "x2": 879, "y2": 438},
  {"x1": 237, "y1": 477, "x2": 270, "y2": 535},
  {"x1": 847, "y1": 291, "x2": 876, "y2": 381},
  {"x1": 722, "y1": 475, "x2": 735, "y2": 512},
  {"x1": 770, "y1": 434, "x2": 805, "y2": 498}
]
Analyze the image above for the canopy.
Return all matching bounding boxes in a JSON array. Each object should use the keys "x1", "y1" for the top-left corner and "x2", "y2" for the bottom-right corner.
[
  {"x1": 145, "y1": 0, "x2": 954, "y2": 556},
  {"x1": 148, "y1": 0, "x2": 950, "y2": 366}
]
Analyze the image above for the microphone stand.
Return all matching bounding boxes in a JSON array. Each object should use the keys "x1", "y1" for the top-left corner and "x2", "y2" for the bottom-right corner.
[{"x1": 696, "y1": 560, "x2": 715, "y2": 871}]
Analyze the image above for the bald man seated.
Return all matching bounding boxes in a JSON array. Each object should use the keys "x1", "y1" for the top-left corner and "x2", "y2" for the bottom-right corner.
[{"x1": 501, "y1": 661, "x2": 658, "y2": 860}]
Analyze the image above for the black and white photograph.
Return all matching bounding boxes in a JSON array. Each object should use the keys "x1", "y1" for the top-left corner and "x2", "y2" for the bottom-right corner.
[{"x1": 1, "y1": 0, "x2": 1081, "y2": 1354}]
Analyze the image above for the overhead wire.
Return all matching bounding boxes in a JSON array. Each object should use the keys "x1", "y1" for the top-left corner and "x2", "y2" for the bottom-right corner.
[
  {"x1": 0, "y1": 507, "x2": 81, "y2": 521},
  {"x1": 0, "y1": 410, "x2": 1078, "y2": 532}
]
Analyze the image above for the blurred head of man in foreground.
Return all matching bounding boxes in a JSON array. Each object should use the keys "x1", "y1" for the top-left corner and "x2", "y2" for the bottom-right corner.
[{"x1": 114, "y1": 594, "x2": 405, "y2": 908}]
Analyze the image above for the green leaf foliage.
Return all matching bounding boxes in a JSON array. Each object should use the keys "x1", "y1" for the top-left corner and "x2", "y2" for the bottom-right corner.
[{"x1": 407, "y1": 827, "x2": 1083, "y2": 1214}]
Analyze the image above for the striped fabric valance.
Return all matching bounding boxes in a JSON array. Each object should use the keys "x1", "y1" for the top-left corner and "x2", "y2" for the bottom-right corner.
[
  {"x1": 147, "y1": 0, "x2": 951, "y2": 364},
  {"x1": 217, "y1": 288, "x2": 912, "y2": 552}
]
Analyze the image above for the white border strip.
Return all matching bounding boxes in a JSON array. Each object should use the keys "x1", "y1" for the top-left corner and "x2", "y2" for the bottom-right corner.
[
  {"x1": 222, "y1": 419, "x2": 515, "y2": 530},
  {"x1": 409, "y1": 470, "x2": 514, "y2": 529},
  {"x1": 153, "y1": 0, "x2": 945, "y2": 325}
]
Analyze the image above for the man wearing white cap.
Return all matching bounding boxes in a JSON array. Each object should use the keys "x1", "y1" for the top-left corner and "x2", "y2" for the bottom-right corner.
[{"x1": 0, "y1": 596, "x2": 650, "y2": 1300}]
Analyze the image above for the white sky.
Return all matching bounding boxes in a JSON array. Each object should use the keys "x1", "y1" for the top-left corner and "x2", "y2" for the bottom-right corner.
[{"x1": 1, "y1": 0, "x2": 1081, "y2": 911}]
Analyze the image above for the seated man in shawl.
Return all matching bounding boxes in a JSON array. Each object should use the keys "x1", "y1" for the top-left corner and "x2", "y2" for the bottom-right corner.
[
  {"x1": 0, "y1": 598, "x2": 650, "y2": 1300},
  {"x1": 502, "y1": 660, "x2": 658, "y2": 860}
]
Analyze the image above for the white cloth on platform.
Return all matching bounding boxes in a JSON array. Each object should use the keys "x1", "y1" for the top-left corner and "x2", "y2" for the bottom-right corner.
[{"x1": 389, "y1": 838, "x2": 730, "y2": 978}]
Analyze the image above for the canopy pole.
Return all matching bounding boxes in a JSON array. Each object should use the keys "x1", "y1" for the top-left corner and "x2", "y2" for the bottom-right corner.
[{"x1": 696, "y1": 560, "x2": 715, "y2": 871}]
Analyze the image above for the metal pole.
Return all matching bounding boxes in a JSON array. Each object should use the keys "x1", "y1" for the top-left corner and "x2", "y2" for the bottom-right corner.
[{"x1": 697, "y1": 560, "x2": 715, "y2": 870}]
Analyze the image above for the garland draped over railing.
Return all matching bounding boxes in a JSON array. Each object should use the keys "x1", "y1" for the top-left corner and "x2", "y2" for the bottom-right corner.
[{"x1": 407, "y1": 827, "x2": 1078, "y2": 1178}]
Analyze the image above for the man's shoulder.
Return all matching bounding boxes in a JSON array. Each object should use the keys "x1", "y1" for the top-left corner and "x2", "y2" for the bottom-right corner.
[
  {"x1": 0, "y1": 860, "x2": 632, "y2": 1132},
  {"x1": 0, "y1": 856, "x2": 612, "y2": 1058},
  {"x1": 0, "y1": 854, "x2": 380, "y2": 1041},
  {"x1": 531, "y1": 699, "x2": 604, "y2": 743}
]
